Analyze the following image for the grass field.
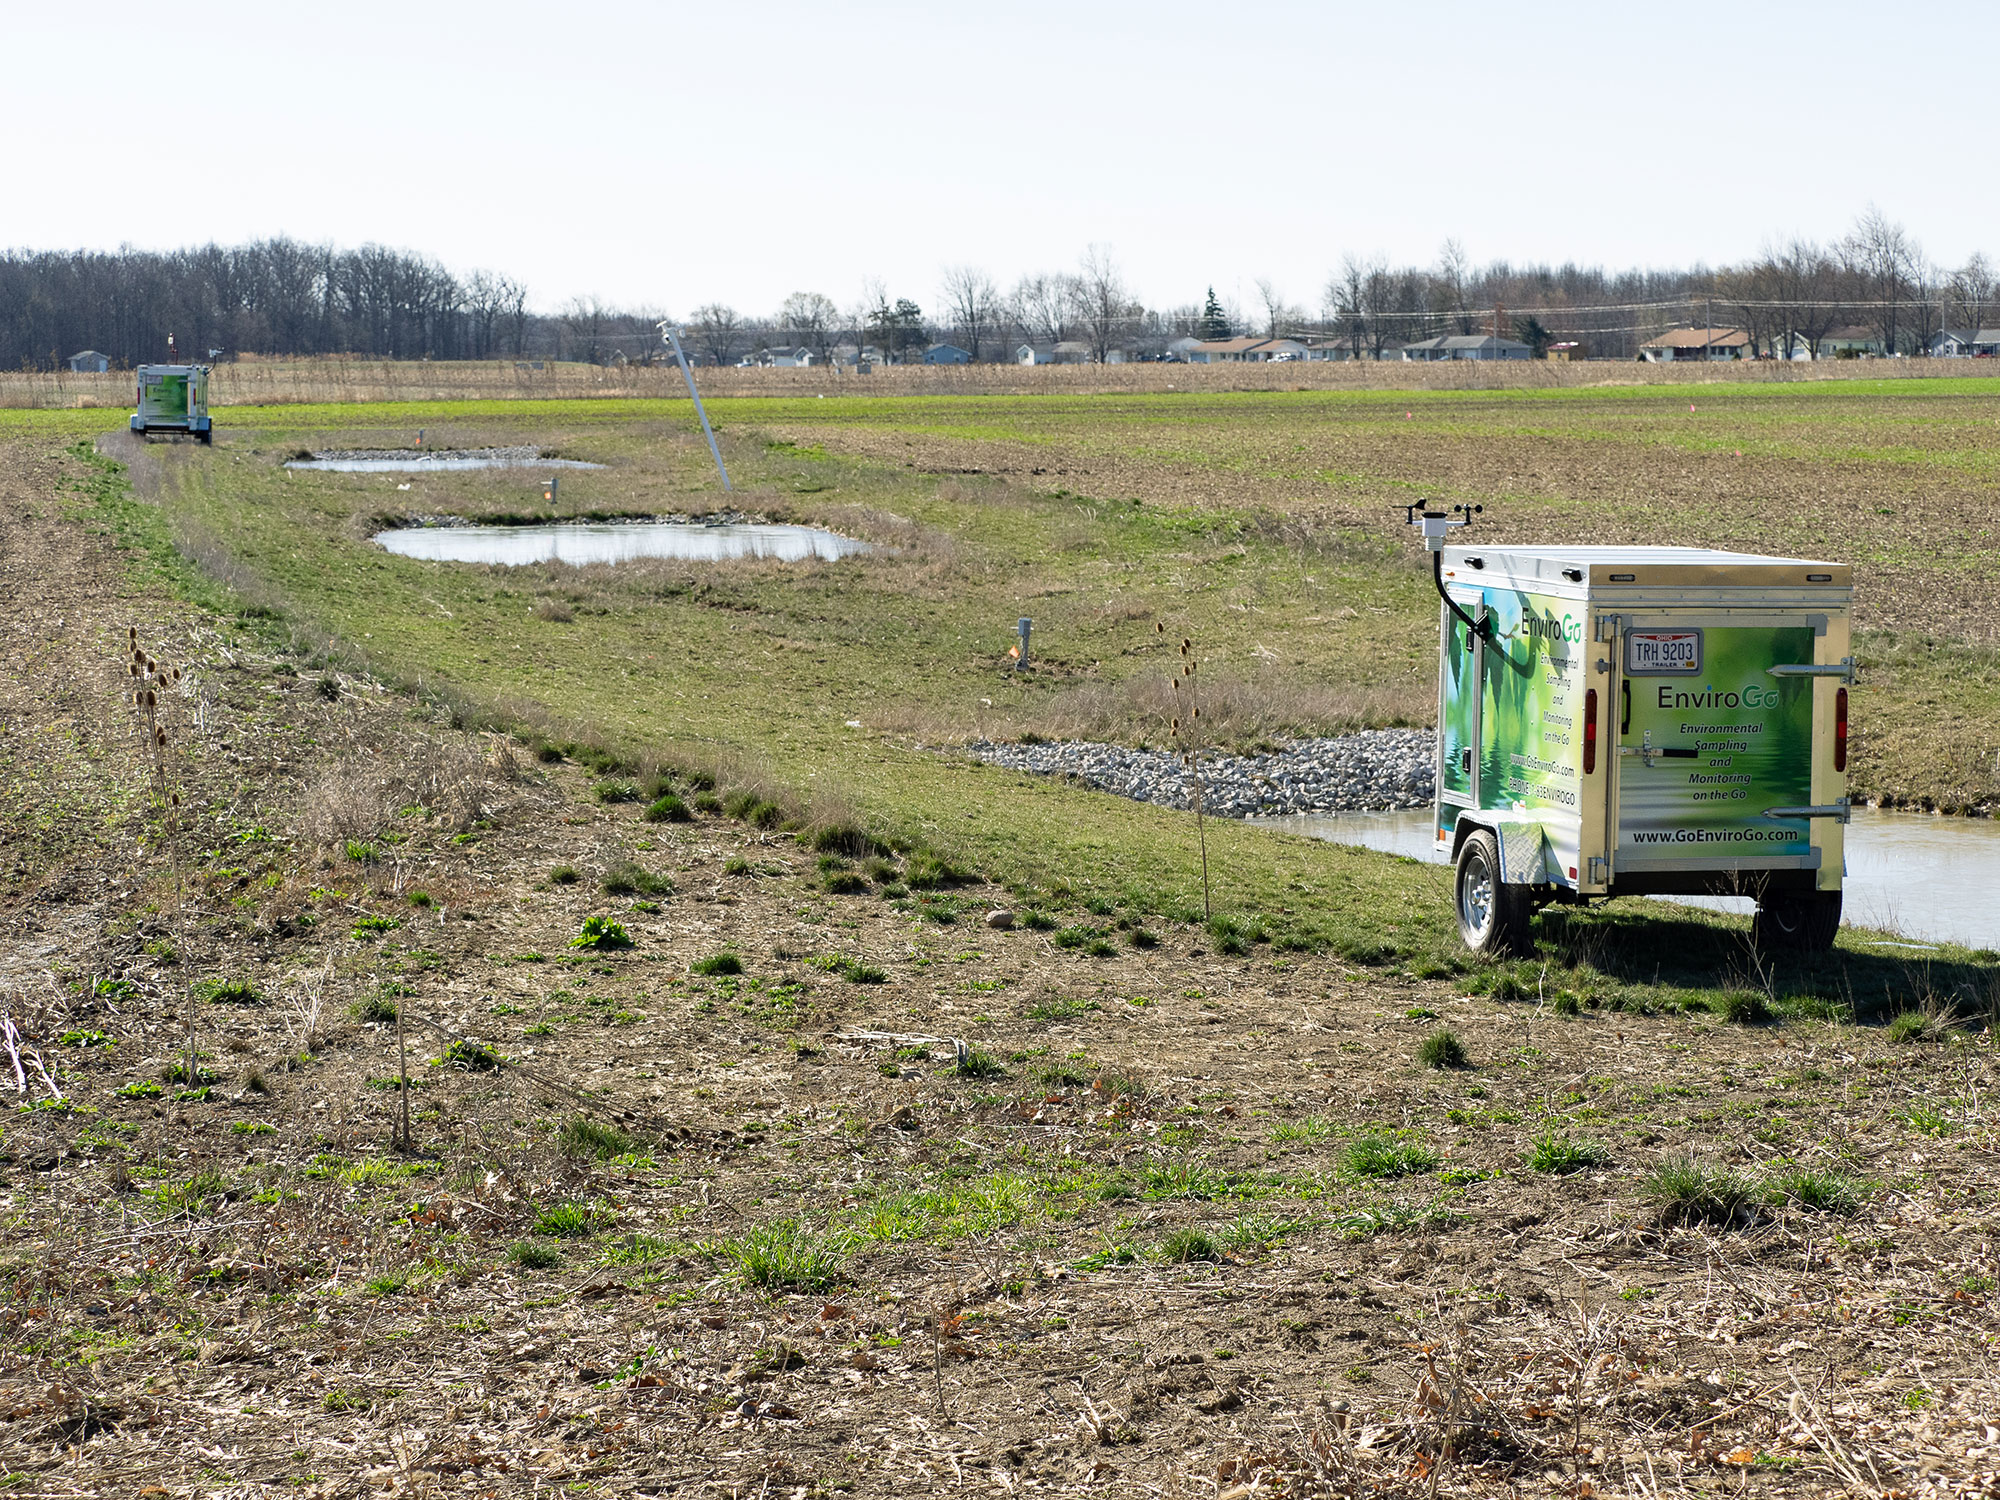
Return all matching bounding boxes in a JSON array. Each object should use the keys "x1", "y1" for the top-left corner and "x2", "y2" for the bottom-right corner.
[
  {"x1": 6, "y1": 379, "x2": 2000, "y2": 1493},
  {"x1": 26, "y1": 377, "x2": 2000, "y2": 974}
]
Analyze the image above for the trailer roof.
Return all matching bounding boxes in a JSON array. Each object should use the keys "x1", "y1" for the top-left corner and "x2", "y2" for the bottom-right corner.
[
  {"x1": 1446, "y1": 545, "x2": 1841, "y2": 568},
  {"x1": 1440, "y1": 544, "x2": 1851, "y2": 591}
]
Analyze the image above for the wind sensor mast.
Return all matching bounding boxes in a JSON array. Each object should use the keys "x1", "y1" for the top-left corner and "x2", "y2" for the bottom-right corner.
[
  {"x1": 1404, "y1": 501, "x2": 1488, "y2": 640},
  {"x1": 659, "y1": 321, "x2": 732, "y2": 492}
]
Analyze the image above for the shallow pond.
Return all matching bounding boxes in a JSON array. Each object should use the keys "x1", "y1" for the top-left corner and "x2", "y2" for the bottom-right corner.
[
  {"x1": 1252, "y1": 807, "x2": 2000, "y2": 952},
  {"x1": 289, "y1": 446, "x2": 604, "y2": 473},
  {"x1": 374, "y1": 521, "x2": 871, "y2": 566}
]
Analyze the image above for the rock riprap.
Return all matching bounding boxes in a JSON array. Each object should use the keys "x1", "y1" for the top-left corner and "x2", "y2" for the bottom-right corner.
[{"x1": 961, "y1": 729, "x2": 1435, "y2": 817}]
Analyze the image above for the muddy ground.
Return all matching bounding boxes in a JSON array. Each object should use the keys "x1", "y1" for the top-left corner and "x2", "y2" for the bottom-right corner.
[{"x1": 3, "y1": 437, "x2": 2000, "y2": 1497}]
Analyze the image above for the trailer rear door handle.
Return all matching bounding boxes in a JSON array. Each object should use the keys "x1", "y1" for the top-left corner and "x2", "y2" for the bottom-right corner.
[
  {"x1": 1762, "y1": 802, "x2": 1852, "y2": 823},
  {"x1": 1768, "y1": 658, "x2": 1855, "y2": 683}
]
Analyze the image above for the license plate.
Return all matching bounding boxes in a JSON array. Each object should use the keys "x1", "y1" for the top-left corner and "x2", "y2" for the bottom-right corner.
[{"x1": 1626, "y1": 630, "x2": 1702, "y2": 674}]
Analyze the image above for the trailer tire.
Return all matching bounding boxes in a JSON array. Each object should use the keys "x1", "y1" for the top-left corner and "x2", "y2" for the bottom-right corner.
[
  {"x1": 1753, "y1": 890, "x2": 1841, "y2": 953},
  {"x1": 1454, "y1": 829, "x2": 1533, "y2": 956}
]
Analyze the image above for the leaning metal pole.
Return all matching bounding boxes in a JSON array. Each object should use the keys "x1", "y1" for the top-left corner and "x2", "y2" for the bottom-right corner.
[{"x1": 660, "y1": 322, "x2": 732, "y2": 492}]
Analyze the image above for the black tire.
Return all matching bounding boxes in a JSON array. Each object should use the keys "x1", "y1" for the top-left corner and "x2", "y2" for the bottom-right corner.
[
  {"x1": 1454, "y1": 829, "x2": 1534, "y2": 956},
  {"x1": 1753, "y1": 890, "x2": 1841, "y2": 953}
]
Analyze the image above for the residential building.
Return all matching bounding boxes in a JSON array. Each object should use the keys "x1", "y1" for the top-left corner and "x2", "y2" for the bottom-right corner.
[
  {"x1": 1186, "y1": 337, "x2": 1308, "y2": 363},
  {"x1": 1928, "y1": 328, "x2": 2000, "y2": 357},
  {"x1": 759, "y1": 345, "x2": 815, "y2": 367},
  {"x1": 922, "y1": 344, "x2": 972, "y2": 365},
  {"x1": 1639, "y1": 328, "x2": 1753, "y2": 362},
  {"x1": 68, "y1": 350, "x2": 110, "y2": 373},
  {"x1": 1401, "y1": 334, "x2": 1533, "y2": 362}
]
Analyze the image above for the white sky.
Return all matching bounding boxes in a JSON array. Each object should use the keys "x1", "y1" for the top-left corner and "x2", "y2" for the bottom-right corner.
[{"x1": 7, "y1": 0, "x2": 1989, "y2": 318}]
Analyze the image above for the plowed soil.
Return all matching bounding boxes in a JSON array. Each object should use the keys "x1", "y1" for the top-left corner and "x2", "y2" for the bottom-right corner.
[{"x1": 4, "y1": 435, "x2": 2000, "y2": 1496}]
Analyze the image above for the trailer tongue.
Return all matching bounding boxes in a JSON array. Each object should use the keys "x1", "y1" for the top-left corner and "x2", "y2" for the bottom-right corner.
[{"x1": 1412, "y1": 530, "x2": 1851, "y2": 955}]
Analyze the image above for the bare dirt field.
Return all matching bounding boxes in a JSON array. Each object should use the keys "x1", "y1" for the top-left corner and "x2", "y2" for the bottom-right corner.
[{"x1": 5, "y1": 438, "x2": 2000, "y2": 1496}]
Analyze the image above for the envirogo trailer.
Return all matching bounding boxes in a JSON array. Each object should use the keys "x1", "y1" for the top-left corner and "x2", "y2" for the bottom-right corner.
[
  {"x1": 1425, "y1": 538, "x2": 1852, "y2": 955},
  {"x1": 130, "y1": 364, "x2": 212, "y2": 442}
]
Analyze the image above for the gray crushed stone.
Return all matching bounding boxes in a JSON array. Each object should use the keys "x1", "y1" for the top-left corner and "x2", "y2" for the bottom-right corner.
[{"x1": 961, "y1": 728, "x2": 1436, "y2": 817}]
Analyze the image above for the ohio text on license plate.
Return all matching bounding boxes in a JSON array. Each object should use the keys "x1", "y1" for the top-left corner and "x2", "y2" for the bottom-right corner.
[{"x1": 1626, "y1": 631, "x2": 1702, "y2": 674}]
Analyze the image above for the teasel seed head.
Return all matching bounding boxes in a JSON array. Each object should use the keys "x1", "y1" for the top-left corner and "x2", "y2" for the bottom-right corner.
[{"x1": 155, "y1": 727, "x2": 167, "y2": 747}]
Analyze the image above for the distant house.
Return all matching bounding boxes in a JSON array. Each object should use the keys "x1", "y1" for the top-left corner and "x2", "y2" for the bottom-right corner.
[
  {"x1": 1640, "y1": 328, "x2": 1753, "y2": 362},
  {"x1": 1016, "y1": 343, "x2": 1054, "y2": 365},
  {"x1": 1186, "y1": 337, "x2": 1307, "y2": 363},
  {"x1": 1053, "y1": 341, "x2": 1093, "y2": 363},
  {"x1": 760, "y1": 345, "x2": 815, "y2": 367},
  {"x1": 922, "y1": 343, "x2": 972, "y2": 365},
  {"x1": 1164, "y1": 336, "x2": 1202, "y2": 361},
  {"x1": 1814, "y1": 326, "x2": 1884, "y2": 359},
  {"x1": 1930, "y1": 328, "x2": 2000, "y2": 357},
  {"x1": 68, "y1": 350, "x2": 110, "y2": 373},
  {"x1": 1401, "y1": 334, "x2": 1532, "y2": 362}
]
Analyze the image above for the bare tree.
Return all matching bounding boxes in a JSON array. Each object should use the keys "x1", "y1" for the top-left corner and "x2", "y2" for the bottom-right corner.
[
  {"x1": 1842, "y1": 206, "x2": 1919, "y2": 354},
  {"x1": 1766, "y1": 238, "x2": 1842, "y2": 358},
  {"x1": 689, "y1": 303, "x2": 744, "y2": 366},
  {"x1": 1326, "y1": 255, "x2": 1368, "y2": 357},
  {"x1": 1947, "y1": 254, "x2": 1996, "y2": 333},
  {"x1": 938, "y1": 265, "x2": 1000, "y2": 361},
  {"x1": 1076, "y1": 246, "x2": 1131, "y2": 363},
  {"x1": 778, "y1": 291, "x2": 839, "y2": 363},
  {"x1": 465, "y1": 271, "x2": 525, "y2": 360},
  {"x1": 1010, "y1": 271, "x2": 1080, "y2": 348},
  {"x1": 1435, "y1": 238, "x2": 1474, "y2": 334},
  {"x1": 561, "y1": 296, "x2": 610, "y2": 364}
]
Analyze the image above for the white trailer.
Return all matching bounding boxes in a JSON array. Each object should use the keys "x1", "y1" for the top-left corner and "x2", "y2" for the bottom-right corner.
[
  {"x1": 130, "y1": 364, "x2": 212, "y2": 442},
  {"x1": 1428, "y1": 543, "x2": 1852, "y2": 954}
]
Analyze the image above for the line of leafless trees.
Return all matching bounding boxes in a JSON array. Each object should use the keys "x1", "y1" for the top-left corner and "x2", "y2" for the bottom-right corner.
[
  {"x1": 7, "y1": 210, "x2": 1994, "y2": 370},
  {"x1": 0, "y1": 239, "x2": 667, "y2": 371}
]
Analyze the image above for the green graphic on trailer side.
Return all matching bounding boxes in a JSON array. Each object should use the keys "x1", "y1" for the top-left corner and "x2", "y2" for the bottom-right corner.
[
  {"x1": 1439, "y1": 586, "x2": 1584, "y2": 816},
  {"x1": 1618, "y1": 625, "x2": 1814, "y2": 859}
]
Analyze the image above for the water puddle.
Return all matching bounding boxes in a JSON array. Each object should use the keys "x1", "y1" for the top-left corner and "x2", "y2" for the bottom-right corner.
[
  {"x1": 374, "y1": 521, "x2": 871, "y2": 566},
  {"x1": 1253, "y1": 807, "x2": 2000, "y2": 952},
  {"x1": 288, "y1": 446, "x2": 604, "y2": 473}
]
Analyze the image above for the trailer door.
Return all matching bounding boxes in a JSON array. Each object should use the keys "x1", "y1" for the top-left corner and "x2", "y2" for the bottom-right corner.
[{"x1": 1615, "y1": 618, "x2": 1817, "y2": 873}]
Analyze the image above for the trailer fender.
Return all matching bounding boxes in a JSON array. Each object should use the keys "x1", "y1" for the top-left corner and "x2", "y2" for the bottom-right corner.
[{"x1": 1453, "y1": 814, "x2": 1560, "y2": 887}]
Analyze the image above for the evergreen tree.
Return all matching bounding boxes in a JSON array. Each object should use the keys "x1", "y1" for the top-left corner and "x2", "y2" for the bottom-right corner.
[{"x1": 1197, "y1": 287, "x2": 1231, "y2": 341}]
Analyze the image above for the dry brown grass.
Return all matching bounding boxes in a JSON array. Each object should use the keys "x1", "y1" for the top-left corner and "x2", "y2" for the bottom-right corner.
[{"x1": 10, "y1": 354, "x2": 1998, "y2": 409}]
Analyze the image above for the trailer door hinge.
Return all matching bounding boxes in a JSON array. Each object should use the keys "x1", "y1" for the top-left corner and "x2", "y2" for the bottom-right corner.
[
  {"x1": 1594, "y1": 614, "x2": 1621, "y2": 643},
  {"x1": 1587, "y1": 856, "x2": 1610, "y2": 885}
]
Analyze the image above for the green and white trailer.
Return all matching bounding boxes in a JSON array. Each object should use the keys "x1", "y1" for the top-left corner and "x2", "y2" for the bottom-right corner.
[
  {"x1": 130, "y1": 364, "x2": 212, "y2": 442},
  {"x1": 1426, "y1": 539, "x2": 1852, "y2": 955}
]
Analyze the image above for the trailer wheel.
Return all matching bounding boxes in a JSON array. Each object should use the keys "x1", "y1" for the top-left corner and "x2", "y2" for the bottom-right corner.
[
  {"x1": 1455, "y1": 829, "x2": 1533, "y2": 956},
  {"x1": 1753, "y1": 891, "x2": 1841, "y2": 953}
]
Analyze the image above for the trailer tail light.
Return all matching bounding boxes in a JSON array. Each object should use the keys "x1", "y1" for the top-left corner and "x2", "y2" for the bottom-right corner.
[
  {"x1": 1834, "y1": 687, "x2": 1848, "y2": 772},
  {"x1": 1582, "y1": 689, "x2": 1599, "y2": 775}
]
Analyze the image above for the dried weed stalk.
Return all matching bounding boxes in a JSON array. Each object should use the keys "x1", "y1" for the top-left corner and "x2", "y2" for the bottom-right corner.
[{"x1": 1160, "y1": 624, "x2": 1211, "y2": 920}]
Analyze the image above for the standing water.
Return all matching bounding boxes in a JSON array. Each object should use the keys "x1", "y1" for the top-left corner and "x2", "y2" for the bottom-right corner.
[
  {"x1": 1254, "y1": 807, "x2": 2000, "y2": 952},
  {"x1": 375, "y1": 521, "x2": 871, "y2": 566}
]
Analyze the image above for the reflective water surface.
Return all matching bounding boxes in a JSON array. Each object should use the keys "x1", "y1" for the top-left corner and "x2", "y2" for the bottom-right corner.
[
  {"x1": 1252, "y1": 807, "x2": 2000, "y2": 952},
  {"x1": 375, "y1": 521, "x2": 872, "y2": 566},
  {"x1": 289, "y1": 448, "x2": 604, "y2": 473}
]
